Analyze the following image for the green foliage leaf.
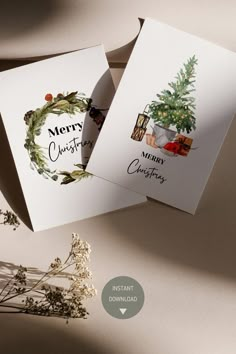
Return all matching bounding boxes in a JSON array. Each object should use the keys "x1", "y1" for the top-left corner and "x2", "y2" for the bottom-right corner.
[{"x1": 148, "y1": 55, "x2": 198, "y2": 134}]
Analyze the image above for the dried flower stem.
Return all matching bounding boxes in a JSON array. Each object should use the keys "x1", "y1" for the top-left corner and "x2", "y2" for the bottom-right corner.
[{"x1": 0, "y1": 233, "x2": 96, "y2": 321}]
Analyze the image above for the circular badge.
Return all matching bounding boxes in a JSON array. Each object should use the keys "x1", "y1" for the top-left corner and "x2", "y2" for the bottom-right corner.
[{"x1": 101, "y1": 276, "x2": 144, "y2": 319}]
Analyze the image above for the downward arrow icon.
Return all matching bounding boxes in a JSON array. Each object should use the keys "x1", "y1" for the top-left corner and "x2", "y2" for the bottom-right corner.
[{"x1": 119, "y1": 308, "x2": 127, "y2": 315}]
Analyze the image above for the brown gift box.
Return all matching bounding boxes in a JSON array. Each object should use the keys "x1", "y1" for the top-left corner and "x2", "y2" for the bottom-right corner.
[{"x1": 175, "y1": 134, "x2": 193, "y2": 156}]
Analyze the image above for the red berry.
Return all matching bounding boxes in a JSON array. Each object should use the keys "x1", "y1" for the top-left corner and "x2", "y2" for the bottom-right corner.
[
  {"x1": 45, "y1": 93, "x2": 53, "y2": 101},
  {"x1": 164, "y1": 142, "x2": 180, "y2": 154}
]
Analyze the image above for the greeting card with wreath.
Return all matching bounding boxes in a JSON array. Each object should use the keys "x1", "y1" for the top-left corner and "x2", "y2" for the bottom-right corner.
[
  {"x1": 87, "y1": 19, "x2": 236, "y2": 214},
  {"x1": 0, "y1": 47, "x2": 146, "y2": 231}
]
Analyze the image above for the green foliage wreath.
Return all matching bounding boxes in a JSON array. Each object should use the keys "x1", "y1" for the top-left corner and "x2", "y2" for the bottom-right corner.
[{"x1": 24, "y1": 92, "x2": 92, "y2": 185}]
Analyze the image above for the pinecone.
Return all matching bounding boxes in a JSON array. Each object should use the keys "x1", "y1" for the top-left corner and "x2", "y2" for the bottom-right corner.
[
  {"x1": 24, "y1": 110, "x2": 34, "y2": 125},
  {"x1": 89, "y1": 107, "x2": 100, "y2": 118},
  {"x1": 87, "y1": 98, "x2": 93, "y2": 111}
]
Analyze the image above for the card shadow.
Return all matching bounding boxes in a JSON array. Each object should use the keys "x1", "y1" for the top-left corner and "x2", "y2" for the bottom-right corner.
[
  {"x1": 0, "y1": 0, "x2": 66, "y2": 40},
  {"x1": 107, "y1": 18, "x2": 144, "y2": 67},
  {"x1": 0, "y1": 311, "x2": 117, "y2": 354},
  {"x1": 81, "y1": 69, "x2": 115, "y2": 166},
  {"x1": 0, "y1": 115, "x2": 32, "y2": 230}
]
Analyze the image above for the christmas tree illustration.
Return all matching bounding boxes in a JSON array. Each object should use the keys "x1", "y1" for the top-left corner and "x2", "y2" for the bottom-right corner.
[{"x1": 148, "y1": 55, "x2": 198, "y2": 134}]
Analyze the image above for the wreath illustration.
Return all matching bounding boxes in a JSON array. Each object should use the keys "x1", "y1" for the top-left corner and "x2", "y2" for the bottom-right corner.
[{"x1": 24, "y1": 91, "x2": 95, "y2": 185}]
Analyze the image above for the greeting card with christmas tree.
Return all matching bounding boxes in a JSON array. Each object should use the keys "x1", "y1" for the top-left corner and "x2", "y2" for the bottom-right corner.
[
  {"x1": 87, "y1": 19, "x2": 236, "y2": 214},
  {"x1": 0, "y1": 46, "x2": 146, "y2": 231}
]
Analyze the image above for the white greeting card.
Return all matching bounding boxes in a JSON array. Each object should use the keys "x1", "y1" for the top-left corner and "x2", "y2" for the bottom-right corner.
[
  {"x1": 87, "y1": 19, "x2": 236, "y2": 214},
  {"x1": 0, "y1": 46, "x2": 146, "y2": 231}
]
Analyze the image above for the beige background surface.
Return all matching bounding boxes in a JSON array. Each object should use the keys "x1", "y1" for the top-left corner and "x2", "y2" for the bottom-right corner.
[
  {"x1": 1, "y1": 2, "x2": 236, "y2": 353},
  {"x1": 1, "y1": 0, "x2": 236, "y2": 61}
]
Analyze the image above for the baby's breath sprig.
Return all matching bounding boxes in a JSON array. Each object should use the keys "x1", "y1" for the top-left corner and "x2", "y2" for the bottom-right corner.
[
  {"x1": 0, "y1": 209, "x2": 20, "y2": 230},
  {"x1": 0, "y1": 233, "x2": 96, "y2": 321}
]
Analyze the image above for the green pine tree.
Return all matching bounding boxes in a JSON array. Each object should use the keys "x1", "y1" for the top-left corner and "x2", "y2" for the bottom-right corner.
[{"x1": 148, "y1": 55, "x2": 198, "y2": 134}]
